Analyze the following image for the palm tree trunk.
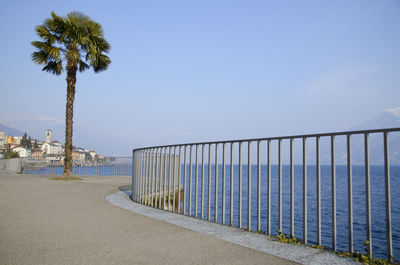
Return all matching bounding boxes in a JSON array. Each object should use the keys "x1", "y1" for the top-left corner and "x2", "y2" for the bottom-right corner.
[{"x1": 63, "y1": 60, "x2": 77, "y2": 176}]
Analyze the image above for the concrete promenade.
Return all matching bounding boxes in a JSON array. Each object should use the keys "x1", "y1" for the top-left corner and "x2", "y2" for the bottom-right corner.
[{"x1": 0, "y1": 171, "x2": 297, "y2": 265}]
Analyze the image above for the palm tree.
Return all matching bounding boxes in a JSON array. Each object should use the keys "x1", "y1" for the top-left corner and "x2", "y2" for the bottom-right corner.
[{"x1": 31, "y1": 11, "x2": 111, "y2": 177}]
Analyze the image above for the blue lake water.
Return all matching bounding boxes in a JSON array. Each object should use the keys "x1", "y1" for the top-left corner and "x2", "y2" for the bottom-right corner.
[
  {"x1": 180, "y1": 164, "x2": 400, "y2": 261},
  {"x1": 27, "y1": 164, "x2": 399, "y2": 260}
]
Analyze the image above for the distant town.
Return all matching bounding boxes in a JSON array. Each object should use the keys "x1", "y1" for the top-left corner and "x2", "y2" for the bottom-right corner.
[{"x1": 0, "y1": 129, "x2": 104, "y2": 163}]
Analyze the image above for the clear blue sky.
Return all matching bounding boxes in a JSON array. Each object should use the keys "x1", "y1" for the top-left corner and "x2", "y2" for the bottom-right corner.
[{"x1": 0, "y1": 0, "x2": 399, "y2": 155}]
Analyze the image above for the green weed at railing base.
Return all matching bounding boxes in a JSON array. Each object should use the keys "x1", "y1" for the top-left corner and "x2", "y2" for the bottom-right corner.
[
  {"x1": 240, "y1": 229, "x2": 396, "y2": 264},
  {"x1": 337, "y1": 251, "x2": 395, "y2": 265},
  {"x1": 272, "y1": 231, "x2": 302, "y2": 245}
]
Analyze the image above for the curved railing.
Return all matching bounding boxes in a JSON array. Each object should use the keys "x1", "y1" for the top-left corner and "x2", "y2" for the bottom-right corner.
[{"x1": 131, "y1": 128, "x2": 400, "y2": 262}]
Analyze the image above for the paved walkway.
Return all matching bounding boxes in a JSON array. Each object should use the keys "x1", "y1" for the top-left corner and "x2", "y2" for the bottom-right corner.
[{"x1": 0, "y1": 172, "x2": 297, "y2": 265}]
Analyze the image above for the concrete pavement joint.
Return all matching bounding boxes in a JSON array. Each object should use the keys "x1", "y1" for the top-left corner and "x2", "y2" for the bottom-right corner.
[{"x1": 106, "y1": 191, "x2": 359, "y2": 265}]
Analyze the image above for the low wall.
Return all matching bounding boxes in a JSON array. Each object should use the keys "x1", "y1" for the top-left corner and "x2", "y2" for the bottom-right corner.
[{"x1": 0, "y1": 158, "x2": 23, "y2": 173}]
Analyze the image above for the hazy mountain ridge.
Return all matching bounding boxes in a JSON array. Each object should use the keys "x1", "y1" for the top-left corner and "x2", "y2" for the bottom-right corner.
[
  {"x1": 3, "y1": 119, "x2": 65, "y2": 143},
  {"x1": 353, "y1": 107, "x2": 400, "y2": 130},
  {"x1": 0, "y1": 123, "x2": 25, "y2": 137},
  {"x1": 340, "y1": 107, "x2": 400, "y2": 165}
]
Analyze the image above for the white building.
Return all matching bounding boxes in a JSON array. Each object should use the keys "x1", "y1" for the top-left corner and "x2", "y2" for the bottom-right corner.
[
  {"x1": 14, "y1": 136, "x2": 23, "y2": 145},
  {"x1": 89, "y1": 150, "x2": 96, "y2": 159},
  {"x1": 45, "y1": 129, "x2": 53, "y2": 144},
  {"x1": 41, "y1": 141, "x2": 62, "y2": 155},
  {"x1": 41, "y1": 130, "x2": 62, "y2": 155},
  {"x1": 72, "y1": 150, "x2": 85, "y2": 162},
  {"x1": 12, "y1": 146, "x2": 31, "y2": 158},
  {"x1": 0, "y1": 132, "x2": 6, "y2": 146}
]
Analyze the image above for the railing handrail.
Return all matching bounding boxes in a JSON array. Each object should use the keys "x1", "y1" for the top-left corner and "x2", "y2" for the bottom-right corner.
[{"x1": 133, "y1": 127, "x2": 400, "y2": 151}]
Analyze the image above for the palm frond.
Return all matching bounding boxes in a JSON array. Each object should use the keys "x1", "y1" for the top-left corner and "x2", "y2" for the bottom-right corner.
[
  {"x1": 92, "y1": 54, "x2": 111, "y2": 72},
  {"x1": 31, "y1": 51, "x2": 48, "y2": 64},
  {"x1": 35, "y1": 25, "x2": 57, "y2": 43},
  {"x1": 89, "y1": 36, "x2": 111, "y2": 53},
  {"x1": 78, "y1": 60, "x2": 89, "y2": 72},
  {"x1": 31, "y1": 41, "x2": 61, "y2": 60},
  {"x1": 42, "y1": 60, "x2": 63, "y2": 75}
]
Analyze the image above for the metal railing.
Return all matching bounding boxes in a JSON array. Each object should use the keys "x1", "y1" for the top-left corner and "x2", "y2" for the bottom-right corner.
[
  {"x1": 23, "y1": 156, "x2": 132, "y2": 176},
  {"x1": 131, "y1": 128, "x2": 400, "y2": 262}
]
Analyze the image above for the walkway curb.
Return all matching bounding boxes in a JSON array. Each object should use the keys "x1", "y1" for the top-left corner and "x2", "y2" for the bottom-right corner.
[{"x1": 106, "y1": 191, "x2": 359, "y2": 265}]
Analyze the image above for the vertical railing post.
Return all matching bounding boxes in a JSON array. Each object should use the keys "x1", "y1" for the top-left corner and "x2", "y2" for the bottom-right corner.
[
  {"x1": 168, "y1": 147, "x2": 173, "y2": 211},
  {"x1": 278, "y1": 139, "x2": 282, "y2": 233},
  {"x1": 143, "y1": 151, "x2": 147, "y2": 205},
  {"x1": 248, "y1": 141, "x2": 251, "y2": 230},
  {"x1": 331, "y1": 135, "x2": 336, "y2": 251},
  {"x1": 215, "y1": 143, "x2": 219, "y2": 223},
  {"x1": 139, "y1": 151, "x2": 143, "y2": 203},
  {"x1": 222, "y1": 143, "x2": 226, "y2": 225},
  {"x1": 183, "y1": 146, "x2": 187, "y2": 214},
  {"x1": 257, "y1": 140, "x2": 261, "y2": 232},
  {"x1": 208, "y1": 144, "x2": 211, "y2": 221},
  {"x1": 154, "y1": 149, "x2": 159, "y2": 208},
  {"x1": 146, "y1": 150, "x2": 151, "y2": 206},
  {"x1": 163, "y1": 147, "x2": 167, "y2": 210},
  {"x1": 157, "y1": 147, "x2": 162, "y2": 209},
  {"x1": 347, "y1": 134, "x2": 353, "y2": 253},
  {"x1": 239, "y1": 141, "x2": 242, "y2": 228},
  {"x1": 316, "y1": 136, "x2": 321, "y2": 246},
  {"x1": 189, "y1": 145, "x2": 193, "y2": 216},
  {"x1": 290, "y1": 138, "x2": 294, "y2": 237},
  {"x1": 201, "y1": 144, "x2": 205, "y2": 219},
  {"x1": 267, "y1": 140, "x2": 271, "y2": 236},
  {"x1": 137, "y1": 151, "x2": 141, "y2": 202},
  {"x1": 178, "y1": 146, "x2": 182, "y2": 214},
  {"x1": 195, "y1": 145, "x2": 199, "y2": 217},
  {"x1": 230, "y1": 142, "x2": 234, "y2": 226},
  {"x1": 142, "y1": 151, "x2": 146, "y2": 204},
  {"x1": 135, "y1": 153, "x2": 138, "y2": 201},
  {"x1": 138, "y1": 153, "x2": 142, "y2": 203},
  {"x1": 131, "y1": 151, "x2": 136, "y2": 200},
  {"x1": 303, "y1": 137, "x2": 307, "y2": 244},
  {"x1": 151, "y1": 148, "x2": 155, "y2": 207},
  {"x1": 364, "y1": 133, "x2": 372, "y2": 257},
  {"x1": 173, "y1": 146, "x2": 176, "y2": 212},
  {"x1": 384, "y1": 132, "x2": 393, "y2": 262},
  {"x1": 155, "y1": 148, "x2": 159, "y2": 208}
]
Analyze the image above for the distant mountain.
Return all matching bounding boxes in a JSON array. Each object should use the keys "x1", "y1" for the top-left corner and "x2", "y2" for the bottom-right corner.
[
  {"x1": 304, "y1": 107, "x2": 400, "y2": 165},
  {"x1": 0, "y1": 123, "x2": 25, "y2": 137},
  {"x1": 344, "y1": 107, "x2": 400, "y2": 165},
  {"x1": 354, "y1": 106, "x2": 400, "y2": 130},
  {"x1": 5, "y1": 118, "x2": 65, "y2": 143}
]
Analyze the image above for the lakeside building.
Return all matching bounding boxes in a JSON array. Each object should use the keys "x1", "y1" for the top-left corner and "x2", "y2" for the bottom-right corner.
[
  {"x1": 1, "y1": 129, "x2": 102, "y2": 163},
  {"x1": 12, "y1": 146, "x2": 31, "y2": 158},
  {"x1": 41, "y1": 141, "x2": 62, "y2": 155},
  {"x1": 72, "y1": 150, "x2": 85, "y2": 162},
  {"x1": 0, "y1": 132, "x2": 6, "y2": 147},
  {"x1": 31, "y1": 149, "x2": 43, "y2": 160},
  {"x1": 7, "y1": 136, "x2": 23, "y2": 145},
  {"x1": 45, "y1": 129, "x2": 53, "y2": 144},
  {"x1": 89, "y1": 150, "x2": 97, "y2": 160}
]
